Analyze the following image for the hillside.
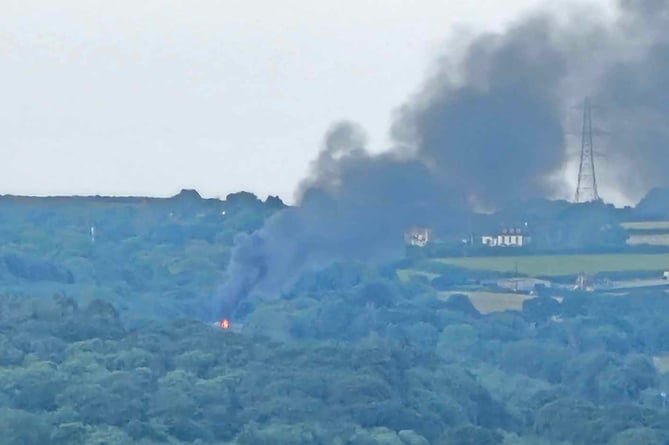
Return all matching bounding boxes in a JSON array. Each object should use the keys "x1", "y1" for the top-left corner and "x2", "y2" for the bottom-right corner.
[
  {"x1": 0, "y1": 190, "x2": 284, "y2": 325},
  {"x1": 2, "y1": 193, "x2": 669, "y2": 444}
]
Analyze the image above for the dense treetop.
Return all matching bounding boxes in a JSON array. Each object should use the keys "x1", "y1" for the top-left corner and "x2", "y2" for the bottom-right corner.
[{"x1": 1, "y1": 191, "x2": 669, "y2": 444}]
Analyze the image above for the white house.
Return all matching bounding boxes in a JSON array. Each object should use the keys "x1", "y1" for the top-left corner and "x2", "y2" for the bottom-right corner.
[{"x1": 481, "y1": 227, "x2": 530, "y2": 247}]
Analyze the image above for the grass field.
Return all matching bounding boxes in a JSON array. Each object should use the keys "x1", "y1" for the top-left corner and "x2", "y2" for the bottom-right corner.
[
  {"x1": 622, "y1": 221, "x2": 669, "y2": 230},
  {"x1": 433, "y1": 253, "x2": 669, "y2": 277},
  {"x1": 627, "y1": 234, "x2": 669, "y2": 247},
  {"x1": 396, "y1": 270, "x2": 439, "y2": 282},
  {"x1": 623, "y1": 220, "x2": 669, "y2": 247},
  {"x1": 440, "y1": 291, "x2": 533, "y2": 314}
]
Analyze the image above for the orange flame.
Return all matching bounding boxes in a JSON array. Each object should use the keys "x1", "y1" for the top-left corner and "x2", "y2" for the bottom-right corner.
[{"x1": 221, "y1": 319, "x2": 230, "y2": 330}]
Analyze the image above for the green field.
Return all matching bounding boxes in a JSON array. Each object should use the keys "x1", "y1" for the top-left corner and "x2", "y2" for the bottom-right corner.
[
  {"x1": 440, "y1": 291, "x2": 532, "y2": 314},
  {"x1": 396, "y1": 269, "x2": 439, "y2": 282},
  {"x1": 433, "y1": 253, "x2": 669, "y2": 277},
  {"x1": 623, "y1": 221, "x2": 669, "y2": 246},
  {"x1": 622, "y1": 221, "x2": 669, "y2": 230},
  {"x1": 627, "y1": 234, "x2": 669, "y2": 246}
]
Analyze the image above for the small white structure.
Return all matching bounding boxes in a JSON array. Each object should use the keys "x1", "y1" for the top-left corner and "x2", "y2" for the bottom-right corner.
[
  {"x1": 498, "y1": 277, "x2": 551, "y2": 293},
  {"x1": 404, "y1": 227, "x2": 432, "y2": 247},
  {"x1": 574, "y1": 273, "x2": 594, "y2": 291},
  {"x1": 481, "y1": 227, "x2": 529, "y2": 247}
]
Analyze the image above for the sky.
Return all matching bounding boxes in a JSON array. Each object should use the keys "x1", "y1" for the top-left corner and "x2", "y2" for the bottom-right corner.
[{"x1": 1, "y1": 0, "x2": 617, "y2": 203}]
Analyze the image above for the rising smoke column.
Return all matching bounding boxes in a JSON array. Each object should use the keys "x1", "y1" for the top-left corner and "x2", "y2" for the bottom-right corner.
[
  {"x1": 392, "y1": 16, "x2": 572, "y2": 210},
  {"x1": 394, "y1": 0, "x2": 669, "y2": 206},
  {"x1": 214, "y1": 122, "x2": 464, "y2": 317},
  {"x1": 214, "y1": 16, "x2": 573, "y2": 317},
  {"x1": 214, "y1": 0, "x2": 669, "y2": 318}
]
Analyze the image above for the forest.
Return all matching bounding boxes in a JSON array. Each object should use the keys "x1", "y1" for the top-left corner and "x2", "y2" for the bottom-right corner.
[{"x1": 2, "y1": 190, "x2": 669, "y2": 444}]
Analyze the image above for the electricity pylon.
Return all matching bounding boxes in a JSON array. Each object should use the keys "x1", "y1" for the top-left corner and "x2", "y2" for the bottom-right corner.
[{"x1": 575, "y1": 97, "x2": 601, "y2": 203}]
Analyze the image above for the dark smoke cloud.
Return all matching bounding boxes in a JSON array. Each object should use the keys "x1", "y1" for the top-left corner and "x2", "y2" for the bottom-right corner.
[
  {"x1": 592, "y1": 0, "x2": 669, "y2": 200},
  {"x1": 296, "y1": 121, "x2": 368, "y2": 195},
  {"x1": 215, "y1": 122, "x2": 465, "y2": 317},
  {"x1": 392, "y1": 16, "x2": 569, "y2": 210},
  {"x1": 393, "y1": 0, "x2": 669, "y2": 206},
  {"x1": 214, "y1": 0, "x2": 669, "y2": 318}
]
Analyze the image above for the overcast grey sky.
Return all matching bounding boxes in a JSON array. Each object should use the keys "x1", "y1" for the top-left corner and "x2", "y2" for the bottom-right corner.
[{"x1": 1, "y1": 0, "x2": 614, "y2": 203}]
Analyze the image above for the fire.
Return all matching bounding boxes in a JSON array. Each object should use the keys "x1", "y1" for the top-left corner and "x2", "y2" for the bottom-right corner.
[{"x1": 220, "y1": 319, "x2": 230, "y2": 330}]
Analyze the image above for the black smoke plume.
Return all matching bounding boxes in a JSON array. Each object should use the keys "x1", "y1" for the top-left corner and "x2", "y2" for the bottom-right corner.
[
  {"x1": 215, "y1": 122, "x2": 465, "y2": 317},
  {"x1": 592, "y1": 0, "x2": 669, "y2": 200},
  {"x1": 214, "y1": 0, "x2": 669, "y2": 318},
  {"x1": 392, "y1": 16, "x2": 569, "y2": 210}
]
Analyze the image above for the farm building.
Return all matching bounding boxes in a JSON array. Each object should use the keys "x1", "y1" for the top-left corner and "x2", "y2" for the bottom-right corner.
[{"x1": 404, "y1": 226, "x2": 432, "y2": 247}]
